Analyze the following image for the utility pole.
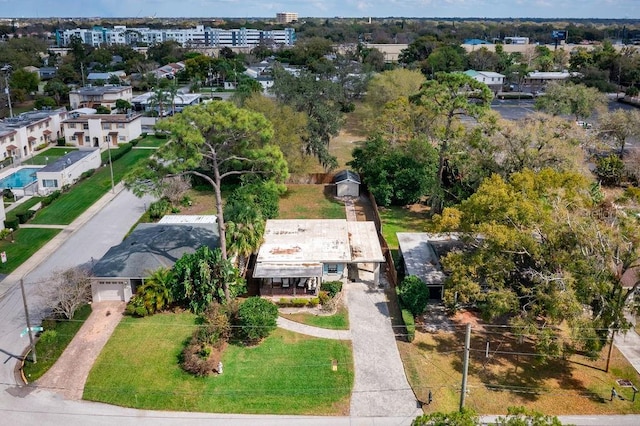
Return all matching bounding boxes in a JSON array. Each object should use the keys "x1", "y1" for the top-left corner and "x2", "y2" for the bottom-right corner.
[
  {"x1": 460, "y1": 323, "x2": 471, "y2": 412},
  {"x1": 20, "y1": 278, "x2": 37, "y2": 363},
  {"x1": 2, "y1": 64, "x2": 14, "y2": 118},
  {"x1": 107, "y1": 137, "x2": 115, "y2": 193}
]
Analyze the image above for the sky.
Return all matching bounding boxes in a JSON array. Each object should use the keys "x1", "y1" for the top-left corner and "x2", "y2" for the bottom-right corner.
[{"x1": 1, "y1": 0, "x2": 639, "y2": 20}]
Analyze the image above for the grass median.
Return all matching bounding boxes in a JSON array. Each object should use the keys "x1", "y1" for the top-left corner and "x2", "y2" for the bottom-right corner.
[{"x1": 84, "y1": 312, "x2": 353, "y2": 415}]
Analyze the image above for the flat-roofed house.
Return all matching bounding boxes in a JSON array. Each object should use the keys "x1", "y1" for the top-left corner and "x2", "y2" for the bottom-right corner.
[{"x1": 254, "y1": 219, "x2": 384, "y2": 297}]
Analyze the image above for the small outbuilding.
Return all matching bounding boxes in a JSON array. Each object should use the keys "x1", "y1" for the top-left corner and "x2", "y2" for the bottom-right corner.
[
  {"x1": 334, "y1": 170, "x2": 361, "y2": 197},
  {"x1": 36, "y1": 149, "x2": 101, "y2": 194},
  {"x1": 91, "y1": 221, "x2": 219, "y2": 302}
]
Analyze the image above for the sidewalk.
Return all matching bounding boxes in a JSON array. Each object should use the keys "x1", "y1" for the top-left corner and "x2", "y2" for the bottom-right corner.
[
  {"x1": 614, "y1": 314, "x2": 640, "y2": 376},
  {"x1": 277, "y1": 316, "x2": 352, "y2": 340}
]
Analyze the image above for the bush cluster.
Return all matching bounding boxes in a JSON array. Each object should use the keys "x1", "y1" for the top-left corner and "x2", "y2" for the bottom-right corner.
[
  {"x1": 397, "y1": 275, "x2": 429, "y2": 317},
  {"x1": 148, "y1": 199, "x2": 170, "y2": 220},
  {"x1": 16, "y1": 210, "x2": 35, "y2": 224},
  {"x1": 108, "y1": 143, "x2": 133, "y2": 163},
  {"x1": 276, "y1": 297, "x2": 320, "y2": 308},
  {"x1": 181, "y1": 302, "x2": 232, "y2": 376},
  {"x1": 80, "y1": 169, "x2": 95, "y2": 180},
  {"x1": 320, "y1": 281, "x2": 343, "y2": 298},
  {"x1": 4, "y1": 218, "x2": 19, "y2": 230},
  {"x1": 237, "y1": 297, "x2": 279, "y2": 344},
  {"x1": 41, "y1": 190, "x2": 61, "y2": 207}
]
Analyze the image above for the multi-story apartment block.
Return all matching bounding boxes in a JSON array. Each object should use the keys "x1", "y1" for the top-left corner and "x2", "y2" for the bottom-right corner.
[
  {"x1": 0, "y1": 108, "x2": 68, "y2": 160},
  {"x1": 56, "y1": 25, "x2": 296, "y2": 48},
  {"x1": 69, "y1": 86, "x2": 133, "y2": 111},
  {"x1": 276, "y1": 12, "x2": 299, "y2": 24},
  {"x1": 62, "y1": 112, "x2": 142, "y2": 149}
]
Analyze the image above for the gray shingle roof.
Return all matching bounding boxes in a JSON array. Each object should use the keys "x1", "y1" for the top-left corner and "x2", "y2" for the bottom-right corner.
[
  {"x1": 92, "y1": 223, "x2": 219, "y2": 279},
  {"x1": 333, "y1": 170, "x2": 360, "y2": 184}
]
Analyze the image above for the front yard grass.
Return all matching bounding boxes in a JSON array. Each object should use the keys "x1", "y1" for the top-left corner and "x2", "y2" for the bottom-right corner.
[
  {"x1": 22, "y1": 147, "x2": 78, "y2": 166},
  {"x1": 279, "y1": 184, "x2": 345, "y2": 219},
  {"x1": 399, "y1": 325, "x2": 640, "y2": 416},
  {"x1": 282, "y1": 306, "x2": 350, "y2": 330},
  {"x1": 84, "y1": 312, "x2": 353, "y2": 415},
  {"x1": 135, "y1": 135, "x2": 167, "y2": 148},
  {"x1": 0, "y1": 228, "x2": 61, "y2": 274},
  {"x1": 23, "y1": 304, "x2": 92, "y2": 382},
  {"x1": 31, "y1": 149, "x2": 153, "y2": 225}
]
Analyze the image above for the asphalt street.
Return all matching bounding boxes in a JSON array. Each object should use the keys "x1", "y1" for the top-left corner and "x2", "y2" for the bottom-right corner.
[{"x1": 0, "y1": 188, "x2": 154, "y2": 387}]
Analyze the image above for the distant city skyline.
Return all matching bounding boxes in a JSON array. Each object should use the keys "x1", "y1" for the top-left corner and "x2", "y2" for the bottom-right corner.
[{"x1": 1, "y1": 0, "x2": 639, "y2": 20}]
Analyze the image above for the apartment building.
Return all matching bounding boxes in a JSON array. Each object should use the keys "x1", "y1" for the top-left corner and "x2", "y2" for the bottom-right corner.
[
  {"x1": 62, "y1": 112, "x2": 142, "y2": 148},
  {"x1": 56, "y1": 25, "x2": 296, "y2": 48},
  {"x1": 276, "y1": 12, "x2": 299, "y2": 24},
  {"x1": 69, "y1": 86, "x2": 133, "y2": 110},
  {"x1": 0, "y1": 108, "x2": 68, "y2": 160}
]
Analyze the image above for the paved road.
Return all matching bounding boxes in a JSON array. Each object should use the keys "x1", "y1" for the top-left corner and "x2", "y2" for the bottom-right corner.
[{"x1": 0, "y1": 186, "x2": 154, "y2": 386}]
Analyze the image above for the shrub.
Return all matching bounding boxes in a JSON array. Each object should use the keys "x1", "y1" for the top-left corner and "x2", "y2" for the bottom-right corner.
[
  {"x1": 623, "y1": 186, "x2": 640, "y2": 202},
  {"x1": 626, "y1": 86, "x2": 639, "y2": 97},
  {"x1": 80, "y1": 169, "x2": 95, "y2": 180},
  {"x1": 148, "y1": 199, "x2": 170, "y2": 220},
  {"x1": 595, "y1": 154, "x2": 625, "y2": 186},
  {"x1": 3, "y1": 188, "x2": 14, "y2": 200},
  {"x1": 308, "y1": 297, "x2": 320, "y2": 307},
  {"x1": 321, "y1": 281, "x2": 343, "y2": 298},
  {"x1": 237, "y1": 297, "x2": 278, "y2": 343},
  {"x1": 4, "y1": 218, "x2": 19, "y2": 230},
  {"x1": 38, "y1": 330, "x2": 58, "y2": 345},
  {"x1": 318, "y1": 291, "x2": 330, "y2": 306},
  {"x1": 397, "y1": 275, "x2": 429, "y2": 317},
  {"x1": 56, "y1": 138, "x2": 65, "y2": 147},
  {"x1": 108, "y1": 143, "x2": 133, "y2": 162},
  {"x1": 35, "y1": 143, "x2": 48, "y2": 151},
  {"x1": 401, "y1": 309, "x2": 415, "y2": 342},
  {"x1": 200, "y1": 302, "x2": 232, "y2": 344},
  {"x1": 125, "y1": 294, "x2": 150, "y2": 317},
  {"x1": 42, "y1": 190, "x2": 61, "y2": 207},
  {"x1": 16, "y1": 210, "x2": 35, "y2": 224}
]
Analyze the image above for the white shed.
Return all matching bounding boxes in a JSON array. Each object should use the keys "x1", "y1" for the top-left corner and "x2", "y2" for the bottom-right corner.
[
  {"x1": 334, "y1": 170, "x2": 361, "y2": 197},
  {"x1": 36, "y1": 149, "x2": 101, "y2": 194}
]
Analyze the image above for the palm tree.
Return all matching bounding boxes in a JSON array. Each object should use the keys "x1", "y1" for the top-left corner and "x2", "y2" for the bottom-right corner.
[
  {"x1": 139, "y1": 267, "x2": 174, "y2": 314},
  {"x1": 225, "y1": 203, "x2": 265, "y2": 275},
  {"x1": 149, "y1": 86, "x2": 172, "y2": 118}
]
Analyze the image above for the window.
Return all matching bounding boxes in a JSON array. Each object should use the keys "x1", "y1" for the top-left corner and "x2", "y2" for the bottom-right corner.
[
  {"x1": 118, "y1": 136, "x2": 126, "y2": 141},
  {"x1": 85, "y1": 136, "x2": 90, "y2": 142},
  {"x1": 71, "y1": 135, "x2": 76, "y2": 141},
  {"x1": 327, "y1": 264, "x2": 338, "y2": 274},
  {"x1": 117, "y1": 123, "x2": 125, "y2": 129},
  {"x1": 83, "y1": 124, "x2": 89, "y2": 130},
  {"x1": 69, "y1": 123, "x2": 76, "y2": 129},
  {"x1": 102, "y1": 124, "x2": 110, "y2": 130},
  {"x1": 42, "y1": 179, "x2": 58, "y2": 188},
  {"x1": 10, "y1": 136, "x2": 14, "y2": 142}
]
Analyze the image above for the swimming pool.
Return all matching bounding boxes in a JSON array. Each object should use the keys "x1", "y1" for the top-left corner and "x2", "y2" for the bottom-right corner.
[{"x1": 0, "y1": 167, "x2": 40, "y2": 189}]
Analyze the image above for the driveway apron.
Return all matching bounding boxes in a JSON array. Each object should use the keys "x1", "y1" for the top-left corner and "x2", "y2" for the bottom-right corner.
[{"x1": 347, "y1": 275, "x2": 421, "y2": 418}]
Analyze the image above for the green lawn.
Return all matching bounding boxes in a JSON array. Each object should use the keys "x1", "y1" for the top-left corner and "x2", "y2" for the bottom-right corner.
[
  {"x1": 22, "y1": 304, "x2": 92, "y2": 382},
  {"x1": 31, "y1": 149, "x2": 153, "y2": 225},
  {"x1": 84, "y1": 312, "x2": 353, "y2": 415},
  {"x1": 135, "y1": 135, "x2": 167, "y2": 148},
  {"x1": 279, "y1": 184, "x2": 345, "y2": 219},
  {"x1": 0, "y1": 228, "x2": 61, "y2": 274},
  {"x1": 4, "y1": 196, "x2": 43, "y2": 221},
  {"x1": 22, "y1": 147, "x2": 78, "y2": 166},
  {"x1": 378, "y1": 205, "x2": 431, "y2": 250},
  {"x1": 282, "y1": 307, "x2": 350, "y2": 330}
]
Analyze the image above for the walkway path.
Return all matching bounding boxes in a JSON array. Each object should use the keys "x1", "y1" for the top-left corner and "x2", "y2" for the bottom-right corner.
[{"x1": 276, "y1": 317, "x2": 351, "y2": 340}]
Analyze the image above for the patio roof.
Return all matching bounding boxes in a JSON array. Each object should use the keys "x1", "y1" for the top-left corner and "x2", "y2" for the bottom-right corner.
[
  {"x1": 347, "y1": 221, "x2": 385, "y2": 263},
  {"x1": 253, "y1": 262, "x2": 323, "y2": 278}
]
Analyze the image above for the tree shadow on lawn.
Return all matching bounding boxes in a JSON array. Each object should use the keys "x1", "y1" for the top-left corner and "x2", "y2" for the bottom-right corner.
[{"x1": 430, "y1": 328, "x2": 594, "y2": 402}]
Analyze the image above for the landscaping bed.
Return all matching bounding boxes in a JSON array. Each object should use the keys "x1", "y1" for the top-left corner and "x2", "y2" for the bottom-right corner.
[{"x1": 84, "y1": 312, "x2": 354, "y2": 415}]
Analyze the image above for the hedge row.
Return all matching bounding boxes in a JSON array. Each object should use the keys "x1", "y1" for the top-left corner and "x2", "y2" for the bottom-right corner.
[
  {"x1": 276, "y1": 297, "x2": 320, "y2": 308},
  {"x1": 401, "y1": 308, "x2": 416, "y2": 342},
  {"x1": 41, "y1": 190, "x2": 61, "y2": 207}
]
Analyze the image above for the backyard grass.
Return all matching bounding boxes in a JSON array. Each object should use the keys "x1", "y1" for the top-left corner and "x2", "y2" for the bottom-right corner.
[
  {"x1": 282, "y1": 306, "x2": 350, "y2": 330},
  {"x1": 84, "y1": 312, "x2": 353, "y2": 415},
  {"x1": 135, "y1": 135, "x2": 167, "y2": 148},
  {"x1": 279, "y1": 184, "x2": 345, "y2": 219},
  {"x1": 0, "y1": 228, "x2": 61, "y2": 274},
  {"x1": 22, "y1": 304, "x2": 92, "y2": 382},
  {"x1": 378, "y1": 205, "x2": 432, "y2": 250},
  {"x1": 21, "y1": 147, "x2": 78, "y2": 166},
  {"x1": 31, "y1": 149, "x2": 153, "y2": 225},
  {"x1": 399, "y1": 319, "x2": 640, "y2": 416}
]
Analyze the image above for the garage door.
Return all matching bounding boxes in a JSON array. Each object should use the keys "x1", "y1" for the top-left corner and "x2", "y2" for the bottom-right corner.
[{"x1": 93, "y1": 281, "x2": 125, "y2": 302}]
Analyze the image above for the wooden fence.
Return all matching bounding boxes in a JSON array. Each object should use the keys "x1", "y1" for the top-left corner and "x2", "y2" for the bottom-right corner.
[{"x1": 366, "y1": 188, "x2": 397, "y2": 287}]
